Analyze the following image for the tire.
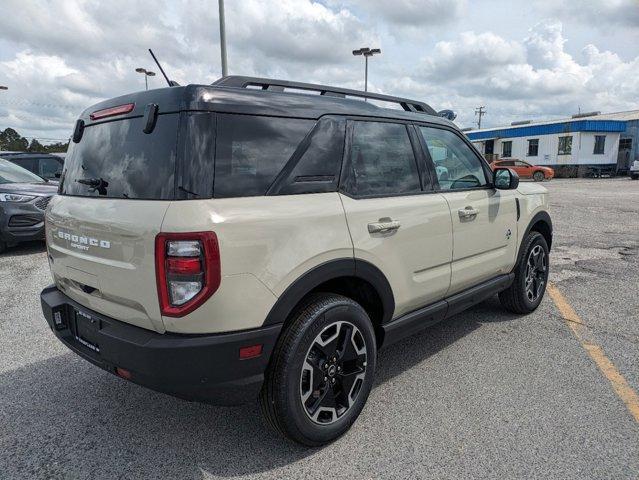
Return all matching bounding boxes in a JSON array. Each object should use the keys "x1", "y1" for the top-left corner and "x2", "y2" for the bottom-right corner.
[
  {"x1": 0, "y1": 241, "x2": 6, "y2": 255},
  {"x1": 533, "y1": 171, "x2": 544, "y2": 182},
  {"x1": 260, "y1": 293, "x2": 377, "y2": 446},
  {"x1": 499, "y1": 232, "x2": 549, "y2": 314},
  {"x1": 631, "y1": 174, "x2": 639, "y2": 180}
]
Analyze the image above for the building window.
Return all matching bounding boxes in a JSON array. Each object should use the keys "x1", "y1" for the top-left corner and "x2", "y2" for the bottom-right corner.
[
  {"x1": 527, "y1": 139, "x2": 539, "y2": 157},
  {"x1": 594, "y1": 135, "x2": 606, "y2": 155},
  {"x1": 502, "y1": 141, "x2": 512, "y2": 157},
  {"x1": 620, "y1": 138, "x2": 632, "y2": 150},
  {"x1": 558, "y1": 136, "x2": 572, "y2": 155}
]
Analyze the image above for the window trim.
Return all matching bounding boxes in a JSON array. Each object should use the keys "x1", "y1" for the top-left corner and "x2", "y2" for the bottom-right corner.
[
  {"x1": 414, "y1": 122, "x2": 494, "y2": 193},
  {"x1": 338, "y1": 118, "x2": 427, "y2": 200},
  {"x1": 266, "y1": 115, "x2": 344, "y2": 196}
]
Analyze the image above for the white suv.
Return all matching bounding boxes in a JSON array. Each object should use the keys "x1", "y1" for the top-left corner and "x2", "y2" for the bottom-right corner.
[{"x1": 41, "y1": 77, "x2": 552, "y2": 446}]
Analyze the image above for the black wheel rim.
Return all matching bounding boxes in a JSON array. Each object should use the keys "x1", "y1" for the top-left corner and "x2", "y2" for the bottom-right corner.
[
  {"x1": 525, "y1": 245, "x2": 547, "y2": 302},
  {"x1": 299, "y1": 321, "x2": 368, "y2": 425}
]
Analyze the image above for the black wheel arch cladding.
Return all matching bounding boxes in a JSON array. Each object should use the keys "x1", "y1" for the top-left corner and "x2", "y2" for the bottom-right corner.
[{"x1": 262, "y1": 258, "x2": 395, "y2": 328}]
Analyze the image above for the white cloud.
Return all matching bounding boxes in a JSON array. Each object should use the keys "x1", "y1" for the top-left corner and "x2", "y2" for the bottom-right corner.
[
  {"x1": 346, "y1": 0, "x2": 466, "y2": 26},
  {"x1": 0, "y1": 1, "x2": 637, "y2": 138}
]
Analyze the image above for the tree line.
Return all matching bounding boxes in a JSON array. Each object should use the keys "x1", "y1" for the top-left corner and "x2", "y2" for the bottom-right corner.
[{"x1": 0, "y1": 128, "x2": 69, "y2": 153}]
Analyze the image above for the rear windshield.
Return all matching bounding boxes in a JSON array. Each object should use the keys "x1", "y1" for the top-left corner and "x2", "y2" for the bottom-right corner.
[{"x1": 60, "y1": 114, "x2": 178, "y2": 199}]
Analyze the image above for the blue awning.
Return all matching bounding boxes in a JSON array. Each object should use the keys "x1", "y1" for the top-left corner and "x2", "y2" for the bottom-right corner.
[{"x1": 467, "y1": 120, "x2": 627, "y2": 141}]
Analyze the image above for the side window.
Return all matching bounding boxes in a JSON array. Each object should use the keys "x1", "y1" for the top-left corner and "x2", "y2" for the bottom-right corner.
[
  {"x1": 274, "y1": 117, "x2": 345, "y2": 195},
  {"x1": 38, "y1": 158, "x2": 63, "y2": 179},
  {"x1": 12, "y1": 158, "x2": 36, "y2": 173},
  {"x1": 418, "y1": 126, "x2": 488, "y2": 190},
  {"x1": 214, "y1": 114, "x2": 314, "y2": 198},
  {"x1": 343, "y1": 121, "x2": 421, "y2": 197}
]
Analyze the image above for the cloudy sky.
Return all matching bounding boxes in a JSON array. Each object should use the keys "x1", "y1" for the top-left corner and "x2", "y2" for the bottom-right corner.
[{"x1": 0, "y1": 0, "x2": 638, "y2": 142}]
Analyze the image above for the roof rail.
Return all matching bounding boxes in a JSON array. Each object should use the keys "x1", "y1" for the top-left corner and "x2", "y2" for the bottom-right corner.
[{"x1": 212, "y1": 76, "x2": 437, "y2": 115}]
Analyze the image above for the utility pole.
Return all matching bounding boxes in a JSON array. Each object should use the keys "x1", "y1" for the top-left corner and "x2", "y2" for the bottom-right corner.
[
  {"x1": 352, "y1": 47, "x2": 381, "y2": 93},
  {"x1": 475, "y1": 106, "x2": 486, "y2": 129},
  {"x1": 218, "y1": 0, "x2": 228, "y2": 76}
]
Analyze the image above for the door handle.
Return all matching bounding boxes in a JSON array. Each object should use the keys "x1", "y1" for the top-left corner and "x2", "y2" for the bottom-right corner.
[
  {"x1": 368, "y1": 218, "x2": 401, "y2": 234},
  {"x1": 458, "y1": 207, "x2": 480, "y2": 220}
]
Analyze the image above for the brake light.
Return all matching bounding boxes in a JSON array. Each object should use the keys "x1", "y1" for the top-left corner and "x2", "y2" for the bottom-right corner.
[
  {"x1": 155, "y1": 232, "x2": 221, "y2": 317},
  {"x1": 90, "y1": 103, "x2": 135, "y2": 120}
]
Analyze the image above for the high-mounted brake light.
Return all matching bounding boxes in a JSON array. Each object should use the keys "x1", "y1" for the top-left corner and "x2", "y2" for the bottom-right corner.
[
  {"x1": 155, "y1": 232, "x2": 221, "y2": 317},
  {"x1": 90, "y1": 103, "x2": 135, "y2": 120}
]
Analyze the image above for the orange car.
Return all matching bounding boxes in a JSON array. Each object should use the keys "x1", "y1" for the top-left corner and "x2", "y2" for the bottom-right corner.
[{"x1": 491, "y1": 159, "x2": 554, "y2": 181}]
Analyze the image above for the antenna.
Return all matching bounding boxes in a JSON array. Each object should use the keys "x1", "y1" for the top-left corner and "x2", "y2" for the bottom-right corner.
[{"x1": 148, "y1": 49, "x2": 179, "y2": 87}]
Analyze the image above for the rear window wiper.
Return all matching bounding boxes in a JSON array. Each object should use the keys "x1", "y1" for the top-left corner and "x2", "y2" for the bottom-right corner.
[{"x1": 76, "y1": 177, "x2": 109, "y2": 195}]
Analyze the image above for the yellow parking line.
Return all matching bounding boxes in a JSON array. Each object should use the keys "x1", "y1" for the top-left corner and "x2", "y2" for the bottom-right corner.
[{"x1": 547, "y1": 283, "x2": 639, "y2": 423}]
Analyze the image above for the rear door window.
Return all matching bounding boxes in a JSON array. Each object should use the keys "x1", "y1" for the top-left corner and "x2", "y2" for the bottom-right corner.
[
  {"x1": 214, "y1": 114, "x2": 314, "y2": 198},
  {"x1": 61, "y1": 114, "x2": 179, "y2": 199},
  {"x1": 342, "y1": 121, "x2": 421, "y2": 197}
]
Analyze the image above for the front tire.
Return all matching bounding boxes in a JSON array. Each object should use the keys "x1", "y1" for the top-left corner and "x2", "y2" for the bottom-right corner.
[
  {"x1": 533, "y1": 171, "x2": 544, "y2": 182},
  {"x1": 0, "y1": 240, "x2": 6, "y2": 255},
  {"x1": 499, "y1": 232, "x2": 549, "y2": 314},
  {"x1": 260, "y1": 293, "x2": 377, "y2": 446}
]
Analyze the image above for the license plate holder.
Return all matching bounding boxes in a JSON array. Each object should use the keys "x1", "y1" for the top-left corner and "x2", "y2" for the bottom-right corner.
[{"x1": 73, "y1": 308, "x2": 101, "y2": 354}]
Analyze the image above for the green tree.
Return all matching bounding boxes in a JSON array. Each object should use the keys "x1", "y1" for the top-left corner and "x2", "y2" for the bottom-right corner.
[
  {"x1": 27, "y1": 138, "x2": 45, "y2": 152},
  {"x1": 0, "y1": 128, "x2": 28, "y2": 151}
]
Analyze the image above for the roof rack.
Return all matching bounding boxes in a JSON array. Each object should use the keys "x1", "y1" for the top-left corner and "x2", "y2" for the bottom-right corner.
[{"x1": 212, "y1": 76, "x2": 437, "y2": 115}]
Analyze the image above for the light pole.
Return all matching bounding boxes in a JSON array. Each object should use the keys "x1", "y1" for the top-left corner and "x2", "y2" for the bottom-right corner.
[
  {"x1": 135, "y1": 68, "x2": 156, "y2": 90},
  {"x1": 352, "y1": 47, "x2": 381, "y2": 93},
  {"x1": 218, "y1": 0, "x2": 228, "y2": 76}
]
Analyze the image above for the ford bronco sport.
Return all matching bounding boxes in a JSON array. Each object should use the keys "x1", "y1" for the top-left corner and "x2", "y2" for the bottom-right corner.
[{"x1": 41, "y1": 77, "x2": 552, "y2": 446}]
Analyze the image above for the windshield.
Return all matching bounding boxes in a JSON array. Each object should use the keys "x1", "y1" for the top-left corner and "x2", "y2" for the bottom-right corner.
[
  {"x1": 0, "y1": 158, "x2": 45, "y2": 184},
  {"x1": 61, "y1": 114, "x2": 178, "y2": 199}
]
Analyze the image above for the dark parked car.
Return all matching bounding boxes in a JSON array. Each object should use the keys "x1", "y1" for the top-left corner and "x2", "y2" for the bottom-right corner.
[
  {"x1": 1, "y1": 152, "x2": 64, "y2": 181},
  {"x1": 0, "y1": 158, "x2": 58, "y2": 253}
]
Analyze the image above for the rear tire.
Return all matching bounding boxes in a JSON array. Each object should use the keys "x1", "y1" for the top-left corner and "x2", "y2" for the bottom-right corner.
[
  {"x1": 499, "y1": 232, "x2": 549, "y2": 314},
  {"x1": 631, "y1": 174, "x2": 639, "y2": 180},
  {"x1": 260, "y1": 293, "x2": 377, "y2": 446},
  {"x1": 533, "y1": 171, "x2": 544, "y2": 182},
  {"x1": 0, "y1": 241, "x2": 6, "y2": 255}
]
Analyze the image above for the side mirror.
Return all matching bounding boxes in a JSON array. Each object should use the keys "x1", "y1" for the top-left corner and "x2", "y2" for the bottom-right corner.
[{"x1": 494, "y1": 168, "x2": 519, "y2": 190}]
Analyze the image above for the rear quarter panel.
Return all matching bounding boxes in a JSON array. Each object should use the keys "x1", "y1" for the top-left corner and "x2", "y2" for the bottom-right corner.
[{"x1": 160, "y1": 192, "x2": 353, "y2": 333}]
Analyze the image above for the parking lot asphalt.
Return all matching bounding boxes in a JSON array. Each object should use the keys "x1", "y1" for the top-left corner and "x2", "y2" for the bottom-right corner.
[{"x1": 1, "y1": 178, "x2": 638, "y2": 479}]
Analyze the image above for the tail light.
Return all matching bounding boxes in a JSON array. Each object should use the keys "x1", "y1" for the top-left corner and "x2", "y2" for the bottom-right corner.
[
  {"x1": 155, "y1": 232, "x2": 221, "y2": 317},
  {"x1": 90, "y1": 103, "x2": 135, "y2": 120}
]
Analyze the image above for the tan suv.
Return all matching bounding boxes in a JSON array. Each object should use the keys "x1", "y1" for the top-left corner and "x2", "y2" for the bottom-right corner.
[{"x1": 41, "y1": 77, "x2": 552, "y2": 446}]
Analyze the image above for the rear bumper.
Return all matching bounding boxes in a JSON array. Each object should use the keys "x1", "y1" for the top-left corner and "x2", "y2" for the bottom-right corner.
[{"x1": 41, "y1": 285, "x2": 281, "y2": 405}]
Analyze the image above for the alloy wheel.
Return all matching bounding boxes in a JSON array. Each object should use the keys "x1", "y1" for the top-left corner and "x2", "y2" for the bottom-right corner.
[
  {"x1": 299, "y1": 321, "x2": 368, "y2": 425},
  {"x1": 525, "y1": 245, "x2": 547, "y2": 302}
]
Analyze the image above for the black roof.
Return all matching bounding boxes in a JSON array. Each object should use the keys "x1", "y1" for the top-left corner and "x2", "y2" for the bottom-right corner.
[{"x1": 79, "y1": 76, "x2": 454, "y2": 129}]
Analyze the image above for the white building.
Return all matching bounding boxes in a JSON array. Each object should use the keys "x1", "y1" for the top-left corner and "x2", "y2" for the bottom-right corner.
[{"x1": 466, "y1": 110, "x2": 639, "y2": 176}]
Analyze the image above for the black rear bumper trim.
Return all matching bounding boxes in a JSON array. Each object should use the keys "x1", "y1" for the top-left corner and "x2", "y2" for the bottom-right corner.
[{"x1": 41, "y1": 285, "x2": 281, "y2": 405}]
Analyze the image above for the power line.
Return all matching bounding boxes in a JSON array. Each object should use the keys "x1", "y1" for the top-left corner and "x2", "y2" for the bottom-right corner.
[{"x1": 475, "y1": 106, "x2": 486, "y2": 129}]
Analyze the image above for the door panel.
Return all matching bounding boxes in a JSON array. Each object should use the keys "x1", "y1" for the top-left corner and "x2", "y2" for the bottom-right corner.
[
  {"x1": 442, "y1": 189, "x2": 518, "y2": 293},
  {"x1": 340, "y1": 119, "x2": 452, "y2": 318},
  {"x1": 340, "y1": 193, "x2": 452, "y2": 317},
  {"x1": 416, "y1": 124, "x2": 518, "y2": 293}
]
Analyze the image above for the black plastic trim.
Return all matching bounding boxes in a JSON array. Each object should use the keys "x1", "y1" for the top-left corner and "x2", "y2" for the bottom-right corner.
[
  {"x1": 262, "y1": 258, "x2": 395, "y2": 327},
  {"x1": 41, "y1": 285, "x2": 281, "y2": 405},
  {"x1": 381, "y1": 273, "x2": 514, "y2": 348},
  {"x1": 521, "y1": 210, "x2": 553, "y2": 251}
]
